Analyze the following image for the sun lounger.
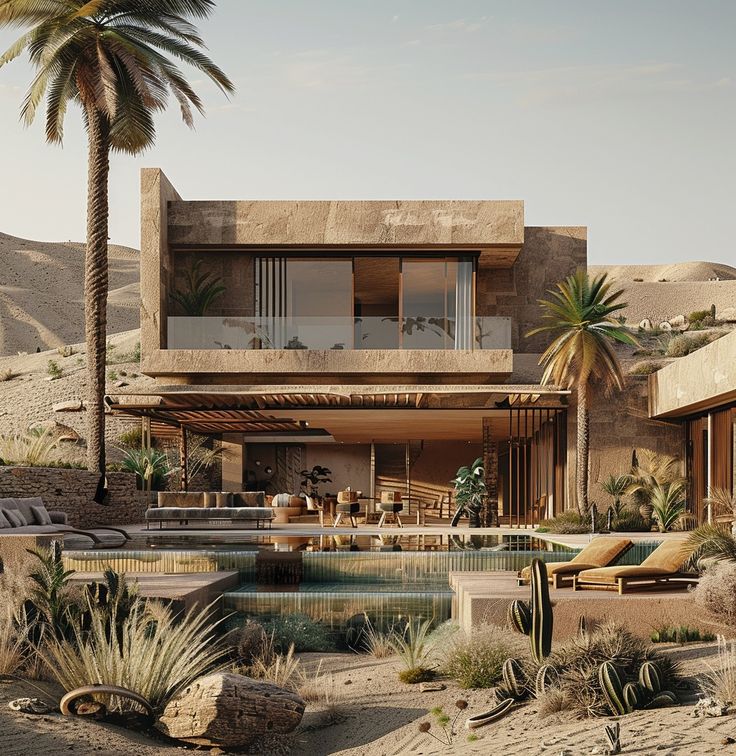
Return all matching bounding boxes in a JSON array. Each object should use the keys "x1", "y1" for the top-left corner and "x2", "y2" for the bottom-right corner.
[
  {"x1": 572, "y1": 538, "x2": 698, "y2": 594},
  {"x1": 518, "y1": 536, "x2": 632, "y2": 588}
]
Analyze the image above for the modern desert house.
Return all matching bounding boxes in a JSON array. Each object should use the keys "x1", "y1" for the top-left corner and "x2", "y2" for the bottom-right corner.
[{"x1": 108, "y1": 167, "x2": 722, "y2": 525}]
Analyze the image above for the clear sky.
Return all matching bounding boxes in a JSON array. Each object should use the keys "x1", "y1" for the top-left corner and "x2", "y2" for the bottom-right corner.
[{"x1": 0, "y1": 1, "x2": 734, "y2": 264}]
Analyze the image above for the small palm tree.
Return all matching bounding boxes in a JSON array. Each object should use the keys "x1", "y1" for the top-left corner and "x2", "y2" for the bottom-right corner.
[
  {"x1": 528, "y1": 270, "x2": 637, "y2": 514},
  {"x1": 649, "y1": 481, "x2": 686, "y2": 533},
  {"x1": 600, "y1": 474, "x2": 630, "y2": 517},
  {"x1": 627, "y1": 450, "x2": 685, "y2": 521},
  {"x1": 171, "y1": 259, "x2": 226, "y2": 316},
  {"x1": 0, "y1": 1, "x2": 234, "y2": 478},
  {"x1": 705, "y1": 487, "x2": 736, "y2": 534}
]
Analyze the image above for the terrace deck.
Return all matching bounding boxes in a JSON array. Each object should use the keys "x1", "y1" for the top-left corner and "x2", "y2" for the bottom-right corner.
[
  {"x1": 449, "y1": 571, "x2": 720, "y2": 640},
  {"x1": 69, "y1": 571, "x2": 240, "y2": 615}
]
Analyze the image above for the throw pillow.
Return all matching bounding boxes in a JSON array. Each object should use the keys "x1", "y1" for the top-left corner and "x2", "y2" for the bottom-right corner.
[
  {"x1": 0, "y1": 509, "x2": 10, "y2": 528},
  {"x1": 2, "y1": 509, "x2": 27, "y2": 527},
  {"x1": 31, "y1": 505, "x2": 53, "y2": 526}
]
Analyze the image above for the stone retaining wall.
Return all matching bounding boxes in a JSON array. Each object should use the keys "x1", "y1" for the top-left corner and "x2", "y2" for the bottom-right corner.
[{"x1": 0, "y1": 466, "x2": 147, "y2": 528}]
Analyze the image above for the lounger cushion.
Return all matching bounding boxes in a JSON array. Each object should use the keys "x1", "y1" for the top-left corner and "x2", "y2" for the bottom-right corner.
[
  {"x1": 570, "y1": 537, "x2": 632, "y2": 565},
  {"x1": 520, "y1": 537, "x2": 632, "y2": 582},
  {"x1": 639, "y1": 538, "x2": 693, "y2": 572},
  {"x1": 575, "y1": 565, "x2": 674, "y2": 581}
]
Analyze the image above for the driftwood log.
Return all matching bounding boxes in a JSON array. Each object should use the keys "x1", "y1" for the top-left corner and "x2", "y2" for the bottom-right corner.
[{"x1": 156, "y1": 673, "x2": 305, "y2": 747}]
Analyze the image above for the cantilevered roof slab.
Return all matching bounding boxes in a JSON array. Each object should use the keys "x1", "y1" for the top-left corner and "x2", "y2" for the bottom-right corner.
[{"x1": 649, "y1": 329, "x2": 736, "y2": 418}]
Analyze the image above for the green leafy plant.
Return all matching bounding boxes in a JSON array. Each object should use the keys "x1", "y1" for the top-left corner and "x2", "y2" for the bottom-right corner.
[
  {"x1": 390, "y1": 617, "x2": 436, "y2": 684},
  {"x1": 650, "y1": 625, "x2": 715, "y2": 644},
  {"x1": 451, "y1": 457, "x2": 487, "y2": 528},
  {"x1": 171, "y1": 259, "x2": 226, "y2": 316},
  {"x1": 120, "y1": 447, "x2": 172, "y2": 491},
  {"x1": 600, "y1": 475, "x2": 630, "y2": 517},
  {"x1": 627, "y1": 450, "x2": 685, "y2": 522},
  {"x1": 299, "y1": 465, "x2": 332, "y2": 496},
  {"x1": 118, "y1": 427, "x2": 143, "y2": 450},
  {"x1": 649, "y1": 481, "x2": 687, "y2": 532},
  {"x1": 46, "y1": 359, "x2": 62, "y2": 379},
  {"x1": 261, "y1": 614, "x2": 334, "y2": 653}
]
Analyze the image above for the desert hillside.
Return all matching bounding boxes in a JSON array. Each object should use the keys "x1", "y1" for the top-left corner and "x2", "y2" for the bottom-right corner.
[
  {"x1": 590, "y1": 261, "x2": 736, "y2": 324},
  {"x1": 0, "y1": 232, "x2": 140, "y2": 356}
]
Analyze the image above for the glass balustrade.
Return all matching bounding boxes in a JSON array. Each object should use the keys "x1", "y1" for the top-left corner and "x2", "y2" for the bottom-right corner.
[{"x1": 166, "y1": 315, "x2": 511, "y2": 351}]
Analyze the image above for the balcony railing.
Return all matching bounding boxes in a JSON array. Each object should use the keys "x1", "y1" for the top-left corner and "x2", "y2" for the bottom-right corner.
[{"x1": 166, "y1": 315, "x2": 511, "y2": 351}]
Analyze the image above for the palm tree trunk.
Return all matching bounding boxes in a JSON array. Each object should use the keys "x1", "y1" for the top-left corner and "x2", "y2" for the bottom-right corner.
[
  {"x1": 84, "y1": 106, "x2": 111, "y2": 473},
  {"x1": 576, "y1": 380, "x2": 590, "y2": 514}
]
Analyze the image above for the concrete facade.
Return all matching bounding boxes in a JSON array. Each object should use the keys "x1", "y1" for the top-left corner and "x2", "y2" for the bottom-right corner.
[{"x1": 649, "y1": 328, "x2": 736, "y2": 418}]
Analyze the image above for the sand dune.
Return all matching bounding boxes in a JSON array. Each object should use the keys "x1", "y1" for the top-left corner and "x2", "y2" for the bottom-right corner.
[
  {"x1": 0, "y1": 232, "x2": 140, "y2": 356},
  {"x1": 590, "y1": 260, "x2": 736, "y2": 283}
]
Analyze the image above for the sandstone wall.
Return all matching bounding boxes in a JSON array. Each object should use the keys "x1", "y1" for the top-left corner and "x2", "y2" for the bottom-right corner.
[
  {"x1": 568, "y1": 377, "x2": 685, "y2": 508},
  {"x1": 0, "y1": 467, "x2": 147, "y2": 528},
  {"x1": 477, "y1": 226, "x2": 587, "y2": 352}
]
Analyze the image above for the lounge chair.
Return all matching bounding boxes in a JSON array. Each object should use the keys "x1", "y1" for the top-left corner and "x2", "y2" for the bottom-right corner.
[
  {"x1": 518, "y1": 537, "x2": 632, "y2": 589},
  {"x1": 572, "y1": 538, "x2": 698, "y2": 594}
]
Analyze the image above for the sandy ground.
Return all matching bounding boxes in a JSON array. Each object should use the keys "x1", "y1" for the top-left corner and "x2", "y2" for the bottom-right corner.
[
  {"x1": 0, "y1": 232, "x2": 140, "y2": 356},
  {"x1": 1, "y1": 642, "x2": 733, "y2": 755}
]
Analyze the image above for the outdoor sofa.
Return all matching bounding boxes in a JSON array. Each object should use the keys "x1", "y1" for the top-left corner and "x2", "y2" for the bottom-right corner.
[
  {"x1": 0, "y1": 496, "x2": 129, "y2": 547},
  {"x1": 571, "y1": 537, "x2": 699, "y2": 594},
  {"x1": 145, "y1": 491, "x2": 273, "y2": 530},
  {"x1": 517, "y1": 537, "x2": 632, "y2": 589}
]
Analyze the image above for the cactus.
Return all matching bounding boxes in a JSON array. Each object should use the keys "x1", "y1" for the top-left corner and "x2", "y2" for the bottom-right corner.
[
  {"x1": 465, "y1": 697, "x2": 515, "y2": 729},
  {"x1": 605, "y1": 722, "x2": 621, "y2": 754},
  {"x1": 508, "y1": 599, "x2": 532, "y2": 636},
  {"x1": 502, "y1": 658, "x2": 529, "y2": 701},
  {"x1": 623, "y1": 682, "x2": 642, "y2": 713},
  {"x1": 638, "y1": 661, "x2": 661, "y2": 695},
  {"x1": 710, "y1": 303, "x2": 716, "y2": 319},
  {"x1": 598, "y1": 661, "x2": 627, "y2": 716},
  {"x1": 535, "y1": 664, "x2": 559, "y2": 696},
  {"x1": 644, "y1": 690, "x2": 677, "y2": 709},
  {"x1": 529, "y1": 558, "x2": 553, "y2": 664},
  {"x1": 578, "y1": 615, "x2": 588, "y2": 638}
]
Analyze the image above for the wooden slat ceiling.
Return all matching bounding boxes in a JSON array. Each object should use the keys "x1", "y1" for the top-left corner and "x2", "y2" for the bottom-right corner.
[{"x1": 108, "y1": 386, "x2": 567, "y2": 442}]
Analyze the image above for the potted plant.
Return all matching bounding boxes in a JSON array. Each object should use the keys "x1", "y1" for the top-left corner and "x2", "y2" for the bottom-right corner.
[
  {"x1": 451, "y1": 457, "x2": 487, "y2": 528},
  {"x1": 299, "y1": 465, "x2": 332, "y2": 498}
]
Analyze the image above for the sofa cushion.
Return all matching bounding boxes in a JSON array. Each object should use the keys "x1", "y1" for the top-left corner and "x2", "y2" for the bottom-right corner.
[
  {"x1": 7, "y1": 497, "x2": 45, "y2": 525},
  {"x1": 47, "y1": 510, "x2": 68, "y2": 525},
  {"x1": 2, "y1": 508, "x2": 27, "y2": 527},
  {"x1": 233, "y1": 491, "x2": 266, "y2": 508},
  {"x1": 0, "y1": 510, "x2": 10, "y2": 528},
  {"x1": 31, "y1": 505, "x2": 53, "y2": 526},
  {"x1": 214, "y1": 492, "x2": 233, "y2": 508},
  {"x1": 157, "y1": 491, "x2": 207, "y2": 509}
]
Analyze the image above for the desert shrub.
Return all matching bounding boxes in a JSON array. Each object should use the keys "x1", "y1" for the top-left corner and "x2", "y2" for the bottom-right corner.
[
  {"x1": 42, "y1": 598, "x2": 225, "y2": 712},
  {"x1": 628, "y1": 361, "x2": 662, "y2": 376},
  {"x1": 56, "y1": 345, "x2": 75, "y2": 358},
  {"x1": 247, "y1": 642, "x2": 302, "y2": 691},
  {"x1": 610, "y1": 509, "x2": 649, "y2": 532},
  {"x1": 650, "y1": 625, "x2": 715, "y2": 644},
  {"x1": 538, "y1": 510, "x2": 603, "y2": 534},
  {"x1": 118, "y1": 427, "x2": 143, "y2": 450},
  {"x1": 442, "y1": 626, "x2": 522, "y2": 689},
  {"x1": 361, "y1": 617, "x2": 396, "y2": 658},
  {"x1": 545, "y1": 622, "x2": 679, "y2": 718},
  {"x1": 666, "y1": 331, "x2": 723, "y2": 358},
  {"x1": 693, "y1": 561, "x2": 736, "y2": 624},
  {"x1": 390, "y1": 617, "x2": 436, "y2": 684},
  {"x1": 0, "y1": 427, "x2": 61, "y2": 467},
  {"x1": 0, "y1": 368, "x2": 16, "y2": 382},
  {"x1": 702, "y1": 637, "x2": 736, "y2": 705},
  {"x1": 633, "y1": 277, "x2": 643, "y2": 282},
  {"x1": 262, "y1": 613, "x2": 334, "y2": 653},
  {"x1": 46, "y1": 359, "x2": 62, "y2": 379},
  {"x1": 107, "y1": 369, "x2": 118, "y2": 382},
  {"x1": 232, "y1": 619, "x2": 273, "y2": 666},
  {"x1": 120, "y1": 447, "x2": 171, "y2": 491},
  {"x1": 688, "y1": 309, "x2": 711, "y2": 323}
]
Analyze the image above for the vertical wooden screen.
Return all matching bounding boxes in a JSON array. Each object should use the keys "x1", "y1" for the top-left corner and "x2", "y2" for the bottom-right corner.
[
  {"x1": 686, "y1": 417, "x2": 708, "y2": 521},
  {"x1": 711, "y1": 408, "x2": 734, "y2": 494}
]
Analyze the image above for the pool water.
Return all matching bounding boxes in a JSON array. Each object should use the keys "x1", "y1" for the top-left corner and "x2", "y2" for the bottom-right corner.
[{"x1": 62, "y1": 536, "x2": 659, "y2": 632}]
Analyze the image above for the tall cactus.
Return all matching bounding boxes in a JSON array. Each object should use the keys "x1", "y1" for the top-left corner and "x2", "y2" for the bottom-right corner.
[
  {"x1": 508, "y1": 558, "x2": 554, "y2": 665},
  {"x1": 530, "y1": 558, "x2": 553, "y2": 664}
]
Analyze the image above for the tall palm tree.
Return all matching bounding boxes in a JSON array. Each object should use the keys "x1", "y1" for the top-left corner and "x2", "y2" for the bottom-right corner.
[
  {"x1": 528, "y1": 270, "x2": 636, "y2": 514},
  {"x1": 0, "y1": 0, "x2": 234, "y2": 487}
]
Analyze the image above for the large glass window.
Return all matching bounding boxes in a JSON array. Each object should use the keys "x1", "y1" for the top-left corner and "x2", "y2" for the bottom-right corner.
[{"x1": 401, "y1": 258, "x2": 473, "y2": 349}]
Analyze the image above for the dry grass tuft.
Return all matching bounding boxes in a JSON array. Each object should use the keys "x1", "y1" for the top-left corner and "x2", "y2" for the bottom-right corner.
[
  {"x1": 702, "y1": 636, "x2": 736, "y2": 705},
  {"x1": 361, "y1": 619, "x2": 395, "y2": 659}
]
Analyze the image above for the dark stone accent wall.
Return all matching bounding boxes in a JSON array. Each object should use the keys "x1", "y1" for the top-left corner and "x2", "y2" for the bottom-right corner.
[
  {"x1": 477, "y1": 226, "x2": 587, "y2": 352},
  {"x1": 0, "y1": 468, "x2": 148, "y2": 528}
]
